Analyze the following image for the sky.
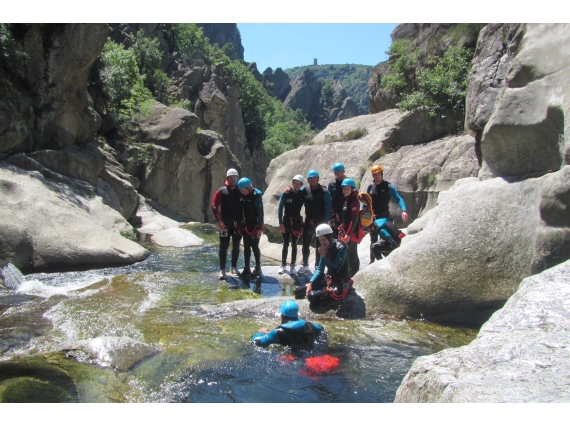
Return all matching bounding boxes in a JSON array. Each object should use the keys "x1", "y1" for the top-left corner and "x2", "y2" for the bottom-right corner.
[{"x1": 237, "y1": 24, "x2": 399, "y2": 72}]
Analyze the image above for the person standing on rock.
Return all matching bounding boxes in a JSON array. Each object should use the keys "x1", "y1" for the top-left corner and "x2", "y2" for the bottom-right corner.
[
  {"x1": 251, "y1": 300, "x2": 323, "y2": 351},
  {"x1": 367, "y1": 164, "x2": 408, "y2": 263},
  {"x1": 278, "y1": 175, "x2": 305, "y2": 275},
  {"x1": 212, "y1": 168, "x2": 244, "y2": 280},
  {"x1": 294, "y1": 224, "x2": 353, "y2": 305},
  {"x1": 238, "y1": 177, "x2": 264, "y2": 279},
  {"x1": 327, "y1": 162, "x2": 347, "y2": 239},
  {"x1": 339, "y1": 178, "x2": 364, "y2": 276},
  {"x1": 300, "y1": 169, "x2": 331, "y2": 274}
]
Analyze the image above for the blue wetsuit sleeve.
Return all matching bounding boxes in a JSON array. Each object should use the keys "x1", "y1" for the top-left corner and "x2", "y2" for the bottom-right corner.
[
  {"x1": 251, "y1": 329, "x2": 280, "y2": 347},
  {"x1": 323, "y1": 190, "x2": 332, "y2": 223},
  {"x1": 278, "y1": 193, "x2": 285, "y2": 224},
  {"x1": 255, "y1": 194, "x2": 264, "y2": 229},
  {"x1": 309, "y1": 257, "x2": 326, "y2": 283},
  {"x1": 388, "y1": 186, "x2": 407, "y2": 211}
]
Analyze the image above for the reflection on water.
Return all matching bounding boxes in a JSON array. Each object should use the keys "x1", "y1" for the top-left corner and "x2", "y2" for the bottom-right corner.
[{"x1": 0, "y1": 224, "x2": 477, "y2": 402}]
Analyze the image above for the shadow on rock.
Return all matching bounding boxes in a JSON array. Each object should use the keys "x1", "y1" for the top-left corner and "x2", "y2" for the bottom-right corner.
[{"x1": 308, "y1": 290, "x2": 366, "y2": 319}]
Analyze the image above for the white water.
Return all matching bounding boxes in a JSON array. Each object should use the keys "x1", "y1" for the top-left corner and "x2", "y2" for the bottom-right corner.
[{"x1": 1, "y1": 262, "x2": 96, "y2": 298}]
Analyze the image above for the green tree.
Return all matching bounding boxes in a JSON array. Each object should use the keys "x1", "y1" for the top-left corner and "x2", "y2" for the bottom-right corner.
[
  {"x1": 398, "y1": 46, "x2": 473, "y2": 116},
  {"x1": 99, "y1": 39, "x2": 153, "y2": 120},
  {"x1": 127, "y1": 29, "x2": 170, "y2": 102},
  {"x1": 158, "y1": 24, "x2": 229, "y2": 65},
  {"x1": 381, "y1": 39, "x2": 419, "y2": 94},
  {"x1": 226, "y1": 60, "x2": 272, "y2": 153}
]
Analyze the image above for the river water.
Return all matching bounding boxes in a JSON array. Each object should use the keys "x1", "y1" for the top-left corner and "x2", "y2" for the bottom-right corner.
[{"x1": 0, "y1": 224, "x2": 476, "y2": 402}]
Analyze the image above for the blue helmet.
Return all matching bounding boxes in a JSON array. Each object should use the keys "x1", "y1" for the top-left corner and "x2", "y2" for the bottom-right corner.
[
  {"x1": 238, "y1": 177, "x2": 252, "y2": 190},
  {"x1": 333, "y1": 163, "x2": 345, "y2": 173},
  {"x1": 307, "y1": 169, "x2": 319, "y2": 179},
  {"x1": 280, "y1": 300, "x2": 299, "y2": 319},
  {"x1": 341, "y1": 177, "x2": 356, "y2": 189}
]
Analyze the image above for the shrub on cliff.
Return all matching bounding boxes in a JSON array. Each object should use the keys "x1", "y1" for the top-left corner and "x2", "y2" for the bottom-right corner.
[
  {"x1": 381, "y1": 39, "x2": 473, "y2": 117},
  {"x1": 397, "y1": 46, "x2": 472, "y2": 116},
  {"x1": 98, "y1": 39, "x2": 154, "y2": 120}
]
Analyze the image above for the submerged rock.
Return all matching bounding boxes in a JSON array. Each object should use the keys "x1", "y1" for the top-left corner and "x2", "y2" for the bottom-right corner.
[{"x1": 73, "y1": 336, "x2": 158, "y2": 372}]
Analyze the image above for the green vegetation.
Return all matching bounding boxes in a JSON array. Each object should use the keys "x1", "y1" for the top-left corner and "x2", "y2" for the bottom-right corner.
[
  {"x1": 381, "y1": 27, "x2": 476, "y2": 117},
  {"x1": 158, "y1": 24, "x2": 230, "y2": 65},
  {"x1": 397, "y1": 47, "x2": 473, "y2": 116},
  {"x1": 284, "y1": 64, "x2": 371, "y2": 114},
  {"x1": 98, "y1": 39, "x2": 154, "y2": 121},
  {"x1": 97, "y1": 24, "x2": 315, "y2": 159}
]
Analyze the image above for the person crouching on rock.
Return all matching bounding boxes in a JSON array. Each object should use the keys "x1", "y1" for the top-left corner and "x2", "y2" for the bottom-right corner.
[
  {"x1": 278, "y1": 174, "x2": 305, "y2": 275},
  {"x1": 251, "y1": 300, "x2": 323, "y2": 351},
  {"x1": 294, "y1": 224, "x2": 353, "y2": 304},
  {"x1": 238, "y1": 177, "x2": 264, "y2": 279}
]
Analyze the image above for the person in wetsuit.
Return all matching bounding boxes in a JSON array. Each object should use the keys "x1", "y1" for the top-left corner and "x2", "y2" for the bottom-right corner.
[
  {"x1": 366, "y1": 164, "x2": 408, "y2": 264},
  {"x1": 278, "y1": 175, "x2": 305, "y2": 275},
  {"x1": 327, "y1": 162, "x2": 347, "y2": 239},
  {"x1": 211, "y1": 168, "x2": 243, "y2": 279},
  {"x1": 300, "y1": 169, "x2": 331, "y2": 274},
  {"x1": 251, "y1": 300, "x2": 323, "y2": 351},
  {"x1": 238, "y1": 177, "x2": 264, "y2": 278},
  {"x1": 339, "y1": 177, "x2": 364, "y2": 277},
  {"x1": 294, "y1": 224, "x2": 353, "y2": 304}
]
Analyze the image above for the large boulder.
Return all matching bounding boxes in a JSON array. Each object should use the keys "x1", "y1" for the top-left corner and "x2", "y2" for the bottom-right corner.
[
  {"x1": 360, "y1": 134, "x2": 479, "y2": 228},
  {"x1": 16, "y1": 142, "x2": 139, "y2": 220},
  {"x1": 395, "y1": 260, "x2": 570, "y2": 402},
  {"x1": 0, "y1": 24, "x2": 108, "y2": 156},
  {"x1": 354, "y1": 174, "x2": 547, "y2": 325},
  {"x1": 476, "y1": 24, "x2": 570, "y2": 179},
  {"x1": 0, "y1": 162, "x2": 148, "y2": 274},
  {"x1": 124, "y1": 102, "x2": 266, "y2": 223}
]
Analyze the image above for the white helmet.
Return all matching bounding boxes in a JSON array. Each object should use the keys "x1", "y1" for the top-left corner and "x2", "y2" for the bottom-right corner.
[
  {"x1": 316, "y1": 223, "x2": 333, "y2": 236},
  {"x1": 227, "y1": 168, "x2": 239, "y2": 177},
  {"x1": 292, "y1": 174, "x2": 304, "y2": 184}
]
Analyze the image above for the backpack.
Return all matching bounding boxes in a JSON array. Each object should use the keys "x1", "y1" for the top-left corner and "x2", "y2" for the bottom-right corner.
[{"x1": 357, "y1": 192, "x2": 375, "y2": 227}]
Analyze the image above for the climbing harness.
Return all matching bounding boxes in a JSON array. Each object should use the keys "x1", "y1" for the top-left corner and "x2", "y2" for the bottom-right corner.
[{"x1": 326, "y1": 275, "x2": 354, "y2": 300}]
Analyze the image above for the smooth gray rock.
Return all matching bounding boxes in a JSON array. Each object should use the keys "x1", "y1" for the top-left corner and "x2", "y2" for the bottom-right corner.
[
  {"x1": 150, "y1": 227, "x2": 204, "y2": 247},
  {"x1": 395, "y1": 260, "x2": 570, "y2": 402},
  {"x1": 465, "y1": 24, "x2": 524, "y2": 137},
  {"x1": 0, "y1": 162, "x2": 148, "y2": 274},
  {"x1": 354, "y1": 175, "x2": 546, "y2": 324},
  {"x1": 135, "y1": 195, "x2": 186, "y2": 235},
  {"x1": 361, "y1": 134, "x2": 479, "y2": 227},
  {"x1": 479, "y1": 24, "x2": 570, "y2": 179}
]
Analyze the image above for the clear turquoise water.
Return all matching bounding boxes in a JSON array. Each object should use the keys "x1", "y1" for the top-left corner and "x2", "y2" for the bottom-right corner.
[{"x1": 0, "y1": 224, "x2": 476, "y2": 402}]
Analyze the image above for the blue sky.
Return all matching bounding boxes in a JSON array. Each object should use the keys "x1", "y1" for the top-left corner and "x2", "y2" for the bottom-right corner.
[{"x1": 237, "y1": 24, "x2": 399, "y2": 72}]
